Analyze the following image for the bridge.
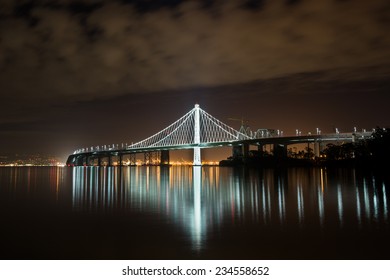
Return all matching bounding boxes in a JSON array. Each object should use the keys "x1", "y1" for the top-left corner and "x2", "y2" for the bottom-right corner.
[{"x1": 66, "y1": 104, "x2": 372, "y2": 166}]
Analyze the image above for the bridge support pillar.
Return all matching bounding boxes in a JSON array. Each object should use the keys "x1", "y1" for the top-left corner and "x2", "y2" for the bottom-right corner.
[
  {"x1": 84, "y1": 155, "x2": 91, "y2": 166},
  {"x1": 232, "y1": 144, "x2": 249, "y2": 160},
  {"x1": 144, "y1": 152, "x2": 151, "y2": 165},
  {"x1": 130, "y1": 153, "x2": 136, "y2": 165},
  {"x1": 243, "y1": 143, "x2": 249, "y2": 160},
  {"x1": 160, "y1": 150, "x2": 170, "y2": 166},
  {"x1": 66, "y1": 155, "x2": 74, "y2": 166},
  {"x1": 66, "y1": 155, "x2": 82, "y2": 166},
  {"x1": 314, "y1": 141, "x2": 321, "y2": 158},
  {"x1": 76, "y1": 156, "x2": 84, "y2": 166},
  {"x1": 233, "y1": 145, "x2": 243, "y2": 158},
  {"x1": 193, "y1": 148, "x2": 201, "y2": 166},
  {"x1": 273, "y1": 144, "x2": 288, "y2": 159}
]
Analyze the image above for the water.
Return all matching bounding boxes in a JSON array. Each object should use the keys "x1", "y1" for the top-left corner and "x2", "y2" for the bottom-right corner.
[{"x1": 0, "y1": 166, "x2": 389, "y2": 259}]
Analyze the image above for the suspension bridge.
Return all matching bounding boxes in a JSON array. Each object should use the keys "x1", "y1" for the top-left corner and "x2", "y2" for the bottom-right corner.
[{"x1": 66, "y1": 104, "x2": 372, "y2": 166}]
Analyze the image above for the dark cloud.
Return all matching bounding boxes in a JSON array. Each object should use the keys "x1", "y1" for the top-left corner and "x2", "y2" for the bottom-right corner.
[
  {"x1": 0, "y1": 0, "x2": 389, "y2": 158},
  {"x1": 1, "y1": 0, "x2": 388, "y2": 109}
]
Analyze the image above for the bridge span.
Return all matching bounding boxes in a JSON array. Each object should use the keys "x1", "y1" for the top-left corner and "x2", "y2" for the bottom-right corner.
[{"x1": 66, "y1": 104, "x2": 372, "y2": 166}]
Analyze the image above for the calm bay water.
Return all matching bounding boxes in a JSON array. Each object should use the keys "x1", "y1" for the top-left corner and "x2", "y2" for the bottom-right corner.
[{"x1": 0, "y1": 166, "x2": 389, "y2": 259}]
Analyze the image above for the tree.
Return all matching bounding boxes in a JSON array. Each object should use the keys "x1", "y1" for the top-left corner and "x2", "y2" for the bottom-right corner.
[
  {"x1": 323, "y1": 143, "x2": 341, "y2": 160},
  {"x1": 367, "y1": 127, "x2": 390, "y2": 161}
]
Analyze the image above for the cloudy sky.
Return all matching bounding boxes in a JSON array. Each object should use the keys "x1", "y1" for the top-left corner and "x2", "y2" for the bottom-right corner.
[{"x1": 1, "y1": 0, "x2": 389, "y2": 160}]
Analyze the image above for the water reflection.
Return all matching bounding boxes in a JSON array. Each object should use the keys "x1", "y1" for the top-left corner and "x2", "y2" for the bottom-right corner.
[
  {"x1": 71, "y1": 166, "x2": 390, "y2": 251},
  {"x1": 192, "y1": 166, "x2": 202, "y2": 250},
  {"x1": 0, "y1": 166, "x2": 68, "y2": 201}
]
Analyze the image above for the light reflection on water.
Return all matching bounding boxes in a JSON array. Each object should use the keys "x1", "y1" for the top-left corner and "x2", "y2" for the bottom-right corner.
[
  {"x1": 71, "y1": 166, "x2": 389, "y2": 252},
  {"x1": 1, "y1": 166, "x2": 390, "y2": 259}
]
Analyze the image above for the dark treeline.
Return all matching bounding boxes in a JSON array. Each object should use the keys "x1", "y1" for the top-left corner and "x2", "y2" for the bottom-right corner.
[
  {"x1": 220, "y1": 127, "x2": 390, "y2": 168},
  {"x1": 323, "y1": 127, "x2": 390, "y2": 167}
]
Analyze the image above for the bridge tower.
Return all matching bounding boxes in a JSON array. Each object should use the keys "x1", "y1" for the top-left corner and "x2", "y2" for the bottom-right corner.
[{"x1": 193, "y1": 104, "x2": 201, "y2": 165}]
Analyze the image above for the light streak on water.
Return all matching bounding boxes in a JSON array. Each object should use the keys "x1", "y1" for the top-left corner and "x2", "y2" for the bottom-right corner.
[
  {"x1": 356, "y1": 186, "x2": 362, "y2": 228},
  {"x1": 261, "y1": 179, "x2": 267, "y2": 225},
  {"x1": 234, "y1": 176, "x2": 241, "y2": 219},
  {"x1": 108, "y1": 167, "x2": 112, "y2": 208},
  {"x1": 297, "y1": 184, "x2": 304, "y2": 226},
  {"x1": 363, "y1": 179, "x2": 371, "y2": 225},
  {"x1": 267, "y1": 181, "x2": 272, "y2": 221},
  {"x1": 337, "y1": 184, "x2": 343, "y2": 227},
  {"x1": 278, "y1": 177, "x2": 285, "y2": 225},
  {"x1": 373, "y1": 182, "x2": 379, "y2": 222},
  {"x1": 383, "y1": 183, "x2": 388, "y2": 222},
  {"x1": 72, "y1": 168, "x2": 76, "y2": 208},
  {"x1": 318, "y1": 187, "x2": 324, "y2": 228},
  {"x1": 89, "y1": 167, "x2": 93, "y2": 210},
  {"x1": 317, "y1": 168, "x2": 325, "y2": 227}
]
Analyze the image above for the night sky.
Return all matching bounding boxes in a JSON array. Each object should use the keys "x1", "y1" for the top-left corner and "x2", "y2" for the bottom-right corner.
[{"x1": 1, "y1": 0, "x2": 390, "y2": 161}]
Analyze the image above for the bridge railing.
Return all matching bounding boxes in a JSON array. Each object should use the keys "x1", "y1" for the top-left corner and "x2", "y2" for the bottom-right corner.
[{"x1": 72, "y1": 131, "x2": 373, "y2": 155}]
